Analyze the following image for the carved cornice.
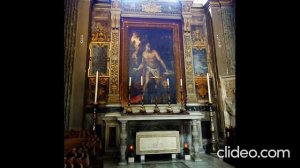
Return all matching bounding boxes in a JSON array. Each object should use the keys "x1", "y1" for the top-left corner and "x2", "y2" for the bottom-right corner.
[
  {"x1": 121, "y1": 0, "x2": 181, "y2": 19},
  {"x1": 141, "y1": 0, "x2": 162, "y2": 13},
  {"x1": 208, "y1": 0, "x2": 233, "y2": 7}
]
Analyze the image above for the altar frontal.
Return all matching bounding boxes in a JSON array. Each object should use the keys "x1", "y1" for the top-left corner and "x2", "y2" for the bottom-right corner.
[{"x1": 136, "y1": 131, "x2": 180, "y2": 155}]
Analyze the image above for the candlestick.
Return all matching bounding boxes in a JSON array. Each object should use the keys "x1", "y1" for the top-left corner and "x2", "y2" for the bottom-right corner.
[
  {"x1": 126, "y1": 83, "x2": 132, "y2": 113},
  {"x1": 126, "y1": 77, "x2": 133, "y2": 114},
  {"x1": 207, "y1": 73, "x2": 212, "y2": 103},
  {"x1": 141, "y1": 76, "x2": 143, "y2": 86},
  {"x1": 129, "y1": 77, "x2": 131, "y2": 87},
  {"x1": 150, "y1": 76, "x2": 162, "y2": 114},
  {"x1": 153, "y1": 78, "x2": 160, "y2": 114},
  {"x1": 140, "y1": 87, "x2": 146, "y2": 113},
  {"x1": 209, "y1": 104, "x2": 218, "y2": 153},
  {"x1": 167, "y1": 80, "x2": 173, "y2": 113},
  {"x1": 94, "y1": 71, "x2": 98, "y2": 104},
  {"x1": 180, "y1": 86, "x2": 186, "y2": 113}
]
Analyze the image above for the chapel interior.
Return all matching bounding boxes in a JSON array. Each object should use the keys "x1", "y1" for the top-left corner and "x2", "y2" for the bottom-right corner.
[{"x1": 64, "y1": 0, "x2": 235, "y2": 167}]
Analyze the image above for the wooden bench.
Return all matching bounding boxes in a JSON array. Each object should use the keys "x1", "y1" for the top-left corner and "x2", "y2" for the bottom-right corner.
[{"x1": 64, "y1": 138, "x2": 87, "y2": 152}]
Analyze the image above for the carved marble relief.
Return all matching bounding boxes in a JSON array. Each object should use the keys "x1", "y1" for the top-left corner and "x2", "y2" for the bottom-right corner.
[
  {"x1": 111, "y1": 14, "x2": 120, "y2": 29},
  {"x1": 191, "y1": 25, "x2": 206, "y2": 46},
  {"x1": 220, "y1": 76, "x2": 235, "y2": 128},
  {"x1": 112, "y1": 0, "x2": 120, "y2": 8},
  {"x1": 182, "y1": 4, "x2": 191, "y2": 12}
]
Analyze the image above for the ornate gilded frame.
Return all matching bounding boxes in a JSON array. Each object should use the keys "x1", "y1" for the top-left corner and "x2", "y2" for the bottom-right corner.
[
  {"x1": 120, "y1": 19, "x2": 184, "y2": 105},
  {"x1": 88, "y1": 42, "x2": 110, "y2": 77}
]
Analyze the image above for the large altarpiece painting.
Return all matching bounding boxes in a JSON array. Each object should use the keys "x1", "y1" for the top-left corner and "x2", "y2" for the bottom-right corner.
[{"x1": 120, "y1": 19, "x2": 184, "y2": 105}]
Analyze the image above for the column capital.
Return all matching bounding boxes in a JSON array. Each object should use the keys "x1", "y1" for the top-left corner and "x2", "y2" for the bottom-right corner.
[{"x1": 120, "y1": 120, "x2": 128, "y2": 125}]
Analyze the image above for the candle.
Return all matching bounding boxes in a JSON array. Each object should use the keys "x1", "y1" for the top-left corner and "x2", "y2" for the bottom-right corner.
[
  {"x1": 207, "y1": 73, "x2": 212, "y2": 103},
  {"x1": 180, "y1": 78, "x2": 183, "y2": 87},
  {"x1": 141, "y1": 76, "x2": 143, "y2": 86},
  {"x1": 129, "y1": 144, "x2": 134, "y2": 151},
  {"x1": 167, "y1": 78, "x2": 169, "y2": 87},
  {"x1": 184, "y1": 143, "x2": 189, "y2": 154},
  {"x1": 94, "y1": 71, "x2": 99, "y2": 104},
  {"x1": 129, "y1": 77, "x2": 131, "y2": 87},
  {"x1": 129, "y1": 144, "x2": 134, "y2": 156}
]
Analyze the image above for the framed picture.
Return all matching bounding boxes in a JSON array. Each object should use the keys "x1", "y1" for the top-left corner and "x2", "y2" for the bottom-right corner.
[
  {"x1": 194, "y1": 75, "x2": 209, "y2": 103},
  {"x1": 193, "y1": 46, "x2": 208, "y2": 76},
  {"x1": 120, "y1": 19, "x2": 184, "y2": 105},
  {"x1": 88, "y1": 42, "x2": 110, "y2": 77}
]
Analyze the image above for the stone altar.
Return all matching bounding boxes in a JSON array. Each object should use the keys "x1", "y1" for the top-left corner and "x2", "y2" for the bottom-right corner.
[{"x1": 117, "y1": 113, "x2": 204, "y2": 165}]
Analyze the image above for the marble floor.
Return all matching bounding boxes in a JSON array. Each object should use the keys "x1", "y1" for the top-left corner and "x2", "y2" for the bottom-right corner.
[{"x1": 100, "y1": 153, "x2": 235, "y2": 168}]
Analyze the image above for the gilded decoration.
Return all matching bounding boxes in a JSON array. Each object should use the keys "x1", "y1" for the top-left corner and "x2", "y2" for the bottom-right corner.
[
  {"x1": 108, "y1": 30, "x2": 120, "y2": 103},
  {"x1": 88, "y1": 77, "x2": 109, "y2": 105},
  {"x1": 183, "y1": 33, "x2": 197, "y2": 102},
  {"x1": 91, "y1": 21, "x2": 111, "y2": 42},
  {"x1": 91, "y1": 5, "x2": 110, "y2": 42}
]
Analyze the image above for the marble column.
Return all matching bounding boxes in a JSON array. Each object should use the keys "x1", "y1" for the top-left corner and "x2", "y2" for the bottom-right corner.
[
  {"x1": 192, "y1": 119, "x2": 201, "y2": 161},
  {"x1": 197, "y1": 120, "x2": 204, "y2": 152},
  {"x1": 119, "y1": 120, "x2": 128, "y2": 165}
]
